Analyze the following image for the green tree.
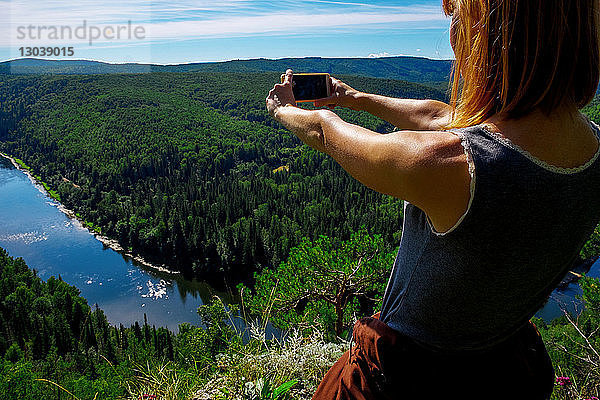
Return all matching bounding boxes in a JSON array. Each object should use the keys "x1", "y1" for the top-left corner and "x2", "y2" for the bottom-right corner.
[
  {"x1": 4, "y1": 343, "x2": 24, "y2": 363},
  {"x1": 535, "y1": 276, "x2": 600, "y2": 398},
  {"x1": 246, "y1": 229, "x2": 394, "y2": 338},
  {"x1": 580, "y1": 223, "x2": 600, "y2": 260}
]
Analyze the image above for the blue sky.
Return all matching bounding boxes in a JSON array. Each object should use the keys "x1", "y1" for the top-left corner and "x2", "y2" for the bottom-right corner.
[{"x1": 1, "y1": 0, "x2": 453, "y2": 64}]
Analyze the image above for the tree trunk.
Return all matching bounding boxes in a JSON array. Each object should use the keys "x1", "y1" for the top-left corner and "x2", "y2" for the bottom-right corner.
[{"x1": 335, "y1": 300, "x2": 344, "y2": 336}]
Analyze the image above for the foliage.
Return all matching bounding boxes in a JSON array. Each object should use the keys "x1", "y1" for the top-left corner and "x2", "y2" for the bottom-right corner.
[
  {"x1": 0, "y1": 56, "x2": 453, "y2": 87},
  {"x1": 259, "y1": 378, "x2": 299, "y2": 400},
  {"x1": 535, "y1": 276, "x2": 600, "y2": 399},
  {"x1": 0, "y1": 247, "x2": 181, "y2": 399},
  {"x1": 0, "y1": 246, "x2": 346, "y2": 399},
  {"x1": 580, "y1": 221, "x2": 600, "y2": 261},
  {"x1": 243, "y1": 230, "x2": 394, "y2": 339},
  {"x1": 1, "y1": 72, "x2": 598, "y2": 287},
  {"x1": 193, "y1": 324, "x2": 346, "y2": 400},
  {"x1": 0, "y1": 72, "x2": 420, "y2": 284},
  {"x1": 123, "y1": 358, "x2": 204, "y2": 400},
  {"x1": 583, "y1": 96, "x2": 600, "y2": 124}
]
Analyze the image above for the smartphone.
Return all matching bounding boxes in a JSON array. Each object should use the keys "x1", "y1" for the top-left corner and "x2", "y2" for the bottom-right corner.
[{"x1": 281, "y1": 73, "x2": 331, "y2": 102}]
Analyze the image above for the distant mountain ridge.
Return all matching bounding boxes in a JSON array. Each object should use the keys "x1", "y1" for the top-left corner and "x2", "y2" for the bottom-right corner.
[{"x1": 0, "y1": 56, "x2": 452, "y2": 85}]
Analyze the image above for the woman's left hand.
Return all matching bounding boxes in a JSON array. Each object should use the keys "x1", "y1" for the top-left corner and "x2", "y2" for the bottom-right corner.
[{"x1": 266, "y1": 69, "x2": 296, "y2": 120}]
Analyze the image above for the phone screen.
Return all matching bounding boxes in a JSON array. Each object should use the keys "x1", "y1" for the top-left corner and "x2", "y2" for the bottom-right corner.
[{"x1": 290, "y1": 74, "x2": 330, "y2": 102}]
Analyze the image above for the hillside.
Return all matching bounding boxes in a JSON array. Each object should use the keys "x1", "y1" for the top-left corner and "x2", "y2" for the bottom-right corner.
[
  {"x1": 1, "y1": 70, "x2": 599, "y2": 286},
  {"x1": 0, "y1": 246, "x2": 345, "y2": 400},
  {"x1": 2, "y1": 241, "x2": 600, "y2": 400},
  {"x1": 0, "y1": 72, "x2": 445, "y2": 284},
  {"x1": 0, "y1": 56, "x2": 452, "y2": 88}
]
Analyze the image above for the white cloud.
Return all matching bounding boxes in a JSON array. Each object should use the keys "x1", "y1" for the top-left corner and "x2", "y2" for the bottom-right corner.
[
  {"x1": 1, "y1": 0, "x2": 448, "y2": 48},
  {"x1": 368, "y1": 52, "x2": 390, "y2": 58},
  {"x1": 367, "y1": 51, "x2": 415, "y2": 58},
  {"x1": 144, "y1": 11, "x2": 446, "y2": 40}
]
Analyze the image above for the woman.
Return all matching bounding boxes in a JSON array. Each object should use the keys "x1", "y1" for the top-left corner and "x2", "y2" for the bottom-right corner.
[{"x1": 266, "y1": 0, "x2": 600, "y2": 398}]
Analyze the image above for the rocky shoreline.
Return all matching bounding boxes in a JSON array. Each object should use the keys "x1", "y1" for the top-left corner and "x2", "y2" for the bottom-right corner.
[
  {"x1": 0, "y1": 152, "x2": 180, "y2": 277},
  {"x1": 557, "y1": 255, "x2": 599, "y2": 289}
]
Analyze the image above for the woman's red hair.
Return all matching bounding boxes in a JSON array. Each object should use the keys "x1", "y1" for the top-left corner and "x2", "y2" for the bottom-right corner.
[{"x1": 442, "y1": 0, "x2": 600, "y2": 128}]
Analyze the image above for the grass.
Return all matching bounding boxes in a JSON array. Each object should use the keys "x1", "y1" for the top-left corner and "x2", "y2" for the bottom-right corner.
[
  {"x1": 191, "y1": 325, "x2": 347, "y2": 400},
  {"x1": 118, "y1": 321, "x2": 347, "y2": 400}
]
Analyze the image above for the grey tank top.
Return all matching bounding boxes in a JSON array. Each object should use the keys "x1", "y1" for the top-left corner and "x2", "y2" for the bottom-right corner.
[{"x1": 379, "y1": 119, "x2": 600, "y2": 351}]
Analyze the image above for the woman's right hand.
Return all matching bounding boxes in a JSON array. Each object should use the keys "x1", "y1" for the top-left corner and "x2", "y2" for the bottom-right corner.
[{"x1": 314, "y1": 77, "x2": 362, "y2": 110}]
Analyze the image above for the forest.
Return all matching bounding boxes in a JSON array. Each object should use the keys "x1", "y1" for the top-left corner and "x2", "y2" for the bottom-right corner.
[
  {"x1": 0, "y1": 71, "x2": 445, "y2": 286},
  {"x1": 0, "y1": 56, "x2": 452, "y2": 88},
  {"x1": 0, "y1": 246, "x2": 298, "y2": 400},
  {"x1": 0, "y1": 229, "x2": 397, "y2": 399},
  {"x1": 0, "y1": 246, "x2": 174, "y2": 398},
  {"x1": 1, "y1": 69, "x2": 599, "y2": 288}
]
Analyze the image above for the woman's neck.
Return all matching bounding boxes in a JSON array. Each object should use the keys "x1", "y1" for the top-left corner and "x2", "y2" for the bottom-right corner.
[{"x1": 482, "y1": 105, "x2": 599, "y2": 168}]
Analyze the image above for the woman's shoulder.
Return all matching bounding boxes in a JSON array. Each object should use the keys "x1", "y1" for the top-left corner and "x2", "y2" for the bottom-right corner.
[{"x1": 398, "y1": 129, "x2": 473, "y2": 235}]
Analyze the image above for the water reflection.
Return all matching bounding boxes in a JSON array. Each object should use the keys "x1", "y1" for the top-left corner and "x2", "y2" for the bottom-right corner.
[{"x1": 115, "y1": 248, "x2": 235, "y2": 304}]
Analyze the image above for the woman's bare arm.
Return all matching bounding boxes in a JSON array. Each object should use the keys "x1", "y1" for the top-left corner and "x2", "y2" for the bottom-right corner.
[
  {"x1": 314, "y1": 77, "x2": 452, "y2": 131},
  {"x1": 353, "y1": 93, "x2": 452, "y2": 131},
  {"x1": 266, "y1": 73, "x2": 470, "y2": 232}
]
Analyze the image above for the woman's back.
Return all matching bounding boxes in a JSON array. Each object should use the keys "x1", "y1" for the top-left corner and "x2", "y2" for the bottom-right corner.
[
  {"x1": 428, "y1": 108, "x2": 600, "y2": 233},
  {"x1": 379, "y1": 117, "x2": 600, "y2": 351}
]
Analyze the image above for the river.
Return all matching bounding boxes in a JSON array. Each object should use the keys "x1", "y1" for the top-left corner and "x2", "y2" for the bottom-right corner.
[
  {"x1": 0, "y1": 156, "x2": 236, "y2": 331},
  {"x1": 0, "y1": 155, "x2": 598, "y2": 331}
]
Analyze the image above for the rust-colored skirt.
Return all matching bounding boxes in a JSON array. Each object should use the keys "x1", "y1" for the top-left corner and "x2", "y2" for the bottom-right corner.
[{"x1": 312, "y1": 314, "x2": 555, "y2": 400}]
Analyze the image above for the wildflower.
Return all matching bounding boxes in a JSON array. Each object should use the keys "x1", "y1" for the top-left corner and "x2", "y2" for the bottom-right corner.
[{"x1": 555, "y1": 376, "x2": 572, "y2": 386}]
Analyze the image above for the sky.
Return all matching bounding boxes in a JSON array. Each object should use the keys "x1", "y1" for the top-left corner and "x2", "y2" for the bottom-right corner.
[{"x1": 0, "y1": 0, "x2": 454, "y2": 64}]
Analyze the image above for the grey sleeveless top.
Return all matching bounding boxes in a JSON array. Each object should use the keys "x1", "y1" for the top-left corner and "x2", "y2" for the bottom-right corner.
[{"x1": 379, "y1": 119, "x2": 600, "y2": 351}]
